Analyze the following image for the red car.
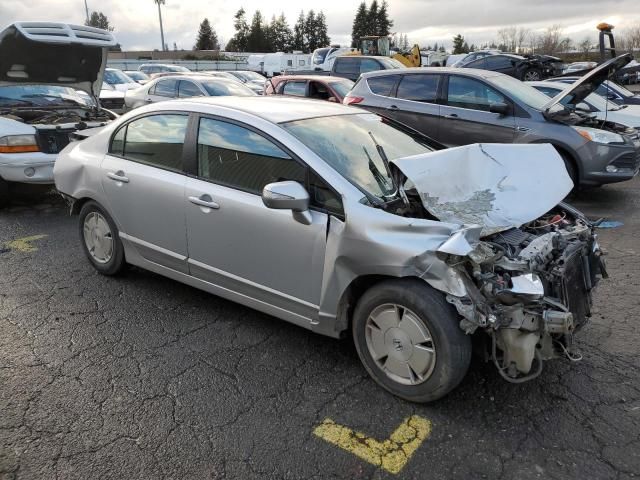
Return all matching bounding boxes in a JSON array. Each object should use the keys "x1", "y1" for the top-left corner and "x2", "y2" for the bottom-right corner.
[{"x1": 264, "y1": 75, "x2": 354, "y2": 102}]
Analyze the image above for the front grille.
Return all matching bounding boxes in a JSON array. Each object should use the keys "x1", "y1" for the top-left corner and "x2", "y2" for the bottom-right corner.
[
  {"x1": 611, "y1": 152, "x2": 640, "y2": 170},
  {"x1": 100, "y1": 98, "x2": 125, "y2": 110},
  {"x1": 35, "y1": 128, "x2": 73, "y2": 154}
]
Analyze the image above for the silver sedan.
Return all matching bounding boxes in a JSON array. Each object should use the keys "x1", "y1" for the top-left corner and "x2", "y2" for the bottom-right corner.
[
  {"x1": 54, "y1": 97, "x2": 605, "y2": 402},
  {"x1": 124, "y1": 75, "x2": 255, "y2": 110}
]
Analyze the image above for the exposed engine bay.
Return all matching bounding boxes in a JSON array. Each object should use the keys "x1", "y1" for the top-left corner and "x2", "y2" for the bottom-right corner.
[
  {"x1": 0, "y1": 106, "x2": 113, "y2": 125},
  {"x1": 443, "y1": 203, "x2": 606, "y2": 382}
]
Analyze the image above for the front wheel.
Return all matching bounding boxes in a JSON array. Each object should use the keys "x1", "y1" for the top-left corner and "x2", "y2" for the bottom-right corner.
[
  {"x1": 522, "y1": 68, "x2": 542, "y2": 81},
  {"x1": 352, "y1": 279, "x2": 471, "y2": 403}
]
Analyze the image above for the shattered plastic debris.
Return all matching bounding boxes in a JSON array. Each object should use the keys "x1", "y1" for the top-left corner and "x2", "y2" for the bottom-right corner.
[{"x1": 596, "y1": 220, "x2": 624, "y2": 229}]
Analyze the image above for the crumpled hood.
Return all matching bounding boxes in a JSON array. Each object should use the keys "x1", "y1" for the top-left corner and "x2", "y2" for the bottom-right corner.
[
  {"x1": 543, "y1": 54, "x2": 632, "y2": 119},
  {"x1": 0, "y1": 22, "x2": 116, "y2": 97},
  {"x1": 391, "y1": 143, "x2": 573, "y2": 236}
]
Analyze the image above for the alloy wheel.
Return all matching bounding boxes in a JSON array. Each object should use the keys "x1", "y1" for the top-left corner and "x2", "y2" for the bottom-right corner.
[{"x1": 83, "y1": 211, "x2": 114, "y2": 264}]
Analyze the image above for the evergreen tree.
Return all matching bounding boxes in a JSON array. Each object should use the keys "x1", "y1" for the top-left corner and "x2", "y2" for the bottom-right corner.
[
  {"x1": 351, "y1": 2, "x2": 368, "y2": 48},
  {"x1": 462, "y1": 41, "x2": 469, "y2": 53},
  {"x1": 194, "y1": 18, "x2": 219, "y2": 50},
  {"x1": 247, "y1": 10, "x2": 267, "y2": 52},
  {"x1": 367, "y1": 0, "x2": 379, "y2": 36},
  {"x1": 376, "y1": 1, "x2": 393, "y2": 36},
  {"x1": 315, "y1": 11, "x2": 331, "y2": 49},
  {"x1": 304, "y1": 10, "x2": 317, "y2": 52},
  {"x1": 86, "y1": 11, "x2": 114, "y2": 31},
  {"x1": 453, "y1": 34, "x2": 465, "y2": 54},
  {"x1": 231, "y1": 8, "x2": 249, "y2": 52},
  {"x1": 269, "y1": 13, "x2": 293, "y2": 52},
  {"x1": 433, "y1": 42, "x2": 439, "y2": 51},
  {"x1": 293, "y1": 11, "x2": 306, "y2": 51}
]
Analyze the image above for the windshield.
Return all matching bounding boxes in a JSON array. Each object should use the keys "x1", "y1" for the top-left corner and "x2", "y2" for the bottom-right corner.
[
  {"x1": 104, "y1": 69, "x2": 134, "y2": 85},
  {"x1": 490, "y1": 74, "x2": 560, "y2": 111},
  {"x1": 167, "y1": 65, "x2": 190, "y2": 72},
  {"x1": 235, "y1": 71, "x2": 265, "y2": 82},
  {"x1": 202, "y1": 80, "x2": 256, "y2": 97},
  {"x1": 282, "y1": 113, "x2": 432, "y2": 200},
  {"x1": 312, "y1": 48, "x2": 331, "y2": 65},
  {"x1": 601, "y1": 80, "x2": 634, "y2": 98},
  {"x1": 0, "y1": 85, "x2": 88, "y2": 108},
  {"x1": 125, "y1": 71, "x2": 148, "y2": 81},
  {"x1": 331, "y1": 80, "x2": 354, "y2": 98},
  {"x1": 377, "y1": 57, "x2": 405, "y2": 69}
]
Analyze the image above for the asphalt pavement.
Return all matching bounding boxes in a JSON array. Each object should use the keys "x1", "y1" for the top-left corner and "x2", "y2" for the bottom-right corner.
[{"x1": 1, "y1": 178, "x2": 639, "y2": 480}]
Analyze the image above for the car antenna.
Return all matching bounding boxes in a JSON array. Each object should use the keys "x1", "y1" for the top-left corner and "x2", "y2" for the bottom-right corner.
[{"x1": 368, "y1": 131, "x2": 410, "y2": 207}]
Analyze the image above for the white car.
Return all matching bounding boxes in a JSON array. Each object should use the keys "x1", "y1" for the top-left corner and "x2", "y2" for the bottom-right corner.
[
  {"x1": 0, "y1": 22, "x2": 116, "y2": 207},
  {"x1": 99, "y1": 69, "x2": 139, "y2": 113},
  {"x1": 529, "y1": 81, "x2": 640, "y2": 128},
  {"x1": 124, "y1": 75, "x2": 255, "y2": 110},
  {"x1": 123, "y1": 70, "x2": 150, "y2": 85},
  {"x1": 563, "y1": 62, "x2": 597, "y2": 74}
]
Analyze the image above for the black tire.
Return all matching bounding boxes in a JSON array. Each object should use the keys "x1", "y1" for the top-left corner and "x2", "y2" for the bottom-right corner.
[
  {"x1": 78, "y1": 201, "x2": 126, "y2": 275},
  {"x1": 522, "y1": 68, "x2": 542, "y2": 81},
  {"x1": 352, "y1": 278, "x2": 471, "y2": 403},
  {"x1": 0, "y1": 177, "x2": 10, "y2": 209}
]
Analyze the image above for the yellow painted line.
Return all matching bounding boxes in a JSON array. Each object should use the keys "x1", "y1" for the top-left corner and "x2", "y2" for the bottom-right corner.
[
  {"x1": 5, "y1": 234, "x2": 48, "y2": 253},
  {"x1": 313, "y1": 415, "x2": 432, "y2": 474}
]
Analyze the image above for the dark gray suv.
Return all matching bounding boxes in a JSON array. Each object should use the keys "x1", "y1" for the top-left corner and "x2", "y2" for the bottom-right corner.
[{"x1": 345, "y1": 55, "x2": 640, "y2": 187}]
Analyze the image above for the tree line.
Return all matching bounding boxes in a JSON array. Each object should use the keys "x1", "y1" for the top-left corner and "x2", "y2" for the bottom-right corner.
[
  {"x1": 350, "y1": 0, "x2": 393, "y2": 48},
  {"x1": 225, "y1": 8, "x2": 330, "y2": 53}
]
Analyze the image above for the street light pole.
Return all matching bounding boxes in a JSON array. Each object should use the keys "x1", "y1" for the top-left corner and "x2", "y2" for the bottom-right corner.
[
  {"x1": 84, "y1": 0, "x2": 90, "y2": 23},
  {"x1": 156, "y1": 1, "x2": 166, "y2": 51}
]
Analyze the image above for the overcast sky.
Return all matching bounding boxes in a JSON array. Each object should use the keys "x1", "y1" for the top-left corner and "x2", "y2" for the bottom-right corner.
[{"x1": 2, "y1": 0, "x2": 639, "y2": 50}]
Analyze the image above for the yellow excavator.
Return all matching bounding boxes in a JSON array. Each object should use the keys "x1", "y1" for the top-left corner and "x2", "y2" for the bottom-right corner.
[{"x1": 358, "y1": 35, "x2": 422, "y2": 67}]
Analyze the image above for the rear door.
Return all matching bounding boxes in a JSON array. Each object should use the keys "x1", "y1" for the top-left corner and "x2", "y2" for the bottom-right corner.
[
  {"x1": 280, "y1": 80, "x2": 309, "y2": 97},
  {"x1": 359, "y1": 74, "x2": 402, "y2": 116},
  {"x1": 438, "y1": 74, "x2": 515, "y2": 146},
  {"x1": 148, "y1": 78, "x2": 178, "y2": 103},
  {"x1": 484, "y1": 55, "x2": 518, "y2": 77},
  {"x1": 386, "y1": 73, "x2": 442, "y2": 140},
  {"x1": 178, "y1": 80, "x2": 205, "y2": 98}
]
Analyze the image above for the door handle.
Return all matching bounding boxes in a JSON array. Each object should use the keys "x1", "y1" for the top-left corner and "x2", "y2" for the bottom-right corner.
[
  {"x1": 445, "y1": 113, "x2": 459, "y2": 118},
  {"x1": 189, "y1": 195, "x2": 220, "y2": 210},
  {"x1": 387, "y1": 105, "x2": 399, "y2": 110},
  {"x1": 107, "y1": 171, "x2": 129, "y2": 183}
]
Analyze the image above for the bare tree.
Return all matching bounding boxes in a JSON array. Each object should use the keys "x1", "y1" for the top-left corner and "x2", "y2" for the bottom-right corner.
[
  {"x1": 578, "y1": 38, "x2": 592, "y2": 58},
  {"x1": 532, "y1": 25, "x2": 564, "y2": 55},
  {"x1": 497, "y1": 26, "x2": 530, "y2": 52}
]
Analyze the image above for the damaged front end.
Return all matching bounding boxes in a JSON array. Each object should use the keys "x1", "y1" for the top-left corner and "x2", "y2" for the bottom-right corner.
[
  {"x1": 391, "y1": 142, "x2": 607, "y2": 382},
  {"x1": 442, "y1": 205, "x2": 607, "y2": 382}
]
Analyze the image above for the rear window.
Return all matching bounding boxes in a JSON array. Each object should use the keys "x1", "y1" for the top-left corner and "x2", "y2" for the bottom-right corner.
[
  {"x1": 396, "y1": 75, "x2": 439, "y2": 103},
  {"x1": 367, "y1": 75, "x2": 400, "y2": 97}
]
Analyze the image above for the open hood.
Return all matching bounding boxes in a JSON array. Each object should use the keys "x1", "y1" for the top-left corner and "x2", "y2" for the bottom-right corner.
[
  {"x1": 543, "y1": 54, "x2": 632, "y2": 118},
  {"x1": 391, "y1": 143, "x2": 573, "y2": 236},
  {"x1": 0, "y1": 22, "x2": 116, "y2": 97}
]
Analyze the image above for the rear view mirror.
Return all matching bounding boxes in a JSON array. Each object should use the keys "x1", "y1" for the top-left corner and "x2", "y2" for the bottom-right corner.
[
  {"x1": 489, "y1": 102, "x2": 511, "y2": 116},
  {"x1": 262, "y1": 181, "x2": 312, "y2": 225}
]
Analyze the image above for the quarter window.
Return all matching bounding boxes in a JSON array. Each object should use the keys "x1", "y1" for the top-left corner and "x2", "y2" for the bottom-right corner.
[
  {"x1": 367, "y1": 75, "x2": 400, "y2": 96},
  {"x1": 447, "y1": 76, "x2": 506, "y2": 111},
  {"x1": 197, "y1": 118, "x2": 305, "y2": 194},
  {"x1": 396, "y1": 74, "x2": 439, "y2": 103},
  {"x1": 282, "y1": 81, "x2": 307, "y2": 97},
  {"x1": 154, "y1": 79, "x2": 177, "y2": 97},
  {"x1": 120, "y1": 114, "x2": 188, "y2": 171}
]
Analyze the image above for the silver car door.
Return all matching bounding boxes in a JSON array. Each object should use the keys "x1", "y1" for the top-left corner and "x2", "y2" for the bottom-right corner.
[
  {"x1": 101, "y1": 113, "x2": 190, "y2": 273},
  {"x1": 387, "y1": 73, "x2": 441, "y2": 140},
  {"x1": 438, "y1": 74, "x2": 516, "y2": 146},
  {"x1": 184, "y1": 116, "x2": 328, "y2": 321},
  {"x1": 149, "y1": 78, "x2": 178, "y2": 103}
]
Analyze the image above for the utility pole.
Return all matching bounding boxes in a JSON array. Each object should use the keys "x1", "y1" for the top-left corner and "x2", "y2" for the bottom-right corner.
[
  {"x1": 156, "y1": 1, "x2": 166, "y2": 51},
  {"x1": 84, "y1": 0, "x2": 89, "y2": 23}
]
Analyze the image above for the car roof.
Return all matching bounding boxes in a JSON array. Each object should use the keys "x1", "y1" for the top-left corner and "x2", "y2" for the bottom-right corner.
[
  {"x1": 527, "y1": 81, "x2": 567, "y2": 89},
  {"x1": 360, "y1": 67, "x2": 502, "y2": 79},
  {"x1": 176, "y1": 96, "x2": 359, "y2": 123},
  {"x1": 153, "y1": 75, "x2": 234, "y2": 83},
  {"x1": 274, "y1": 75, "x2": 351, "y2": 83}
]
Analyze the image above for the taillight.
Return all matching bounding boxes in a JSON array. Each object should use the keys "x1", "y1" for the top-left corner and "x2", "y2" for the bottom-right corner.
[
  {"x1": 0, "y1": 135, "x2": 40, "y2": 153},
  {"x1": 343, "y1": 96, "x2": 364, "y2": 105}
]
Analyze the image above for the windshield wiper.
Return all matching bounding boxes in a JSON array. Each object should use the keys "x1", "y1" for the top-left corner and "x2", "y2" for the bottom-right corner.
[
  {"x1": 363, "y1": 146, "x2": 393, "y2": 199},
  {"x1": 368, "y1": 132, "x2": 410, "y2": 207}
]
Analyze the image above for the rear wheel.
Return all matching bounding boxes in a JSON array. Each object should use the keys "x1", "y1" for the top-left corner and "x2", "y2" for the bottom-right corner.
[
  {"x1": 352, "y1": 278, "x2": 471, "y2": 403},
  {"x1": 78, "y1": 201, "x2": 125, "y2": 275}
]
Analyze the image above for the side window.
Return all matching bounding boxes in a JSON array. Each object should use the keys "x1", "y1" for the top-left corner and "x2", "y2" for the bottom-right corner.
[
  {"x1": 485, "y1": 56, "x2": 513, "y2": 70},
  {"x1": 464, "y1": 58, "x2": 487, "y2": 69},
  {"x1": 447, "y1": 76, "x2": 506, "y2": 112},
  {"x1": 360, "y1": 58, "x2": 381, "y2": 74},
  {"x1": 197, "y1": 118, "x2": 306, "y2": 194},
  {"x1": 282, "y1": 81, "x2": 307, "y2": 97},
  {"x1": 335, "y1": 58, "x2": 360, "y2": 75},
  {"x1": 287, "y1": 59, "x2": 293, "y2": 67},
  {"x1": 396, "y1": 74, "x2": 439, "y2": 103},
  {"x1": 109, "y1": 125, "x2": 125, "y2": 156},
  {"x1": 535, "y1": 86, "x2": 561, "y2": 98},
  {"x1": 298, "y1": 60, "x2": 305, "y2": 66},
  {"x1": 367, "y1": 75, "x2": 400, "y2": 97},
  {"x1": 178, "y1": 80, "x2": 202, "y2": 98},
  {"x1": 122, "y1": 114, "x2": 188, "y2": 171},
  {"x1": 309, "y1": 171, "x2": 343, "y2": 216},
  {"x1": 154, "y1": 79, "x2": 177, "y2": 97}
]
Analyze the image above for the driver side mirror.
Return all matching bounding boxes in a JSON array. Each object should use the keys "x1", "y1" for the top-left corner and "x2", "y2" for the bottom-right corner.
[
  {"x1": 262, "y1": 181, "x2": 312, "y2": 225},
  {"x1": 489, "y1": 102, "x2": 511, "y2": 116},
  {"x1": 327, "y1": 96, "x2": 338, "y2": 103}
]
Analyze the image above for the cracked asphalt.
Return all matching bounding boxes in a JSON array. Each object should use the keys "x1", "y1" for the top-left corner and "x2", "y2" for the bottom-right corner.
[{"x1": 1, "y1": 178, "x2": 639, "y2": 480}]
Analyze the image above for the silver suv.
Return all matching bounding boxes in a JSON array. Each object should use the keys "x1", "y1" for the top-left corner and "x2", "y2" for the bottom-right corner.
[
  {"x1": 54, "y1": 97, "x2": 606, "y2": 402},
  {"x1": 345, "y1": 55, "x2": 640, "y2": 187}
]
